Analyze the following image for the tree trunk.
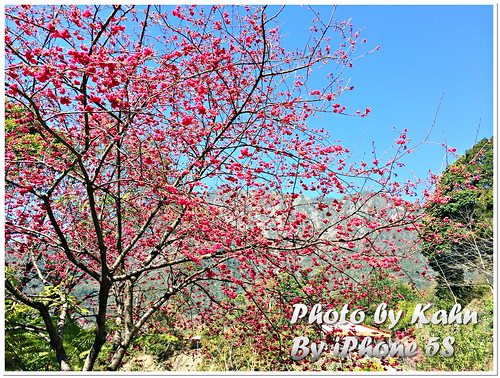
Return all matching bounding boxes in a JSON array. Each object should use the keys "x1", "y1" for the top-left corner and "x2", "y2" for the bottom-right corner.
[
  {"x1": 82, "y1": 278, "x2": 111, "y2": 371},
  {"x1": 106, "y1": 278, "x2": 136, "y2": 371},
  {"x1": 106, "y1": 333, "x2": 135, "y2": 371},
  {"x1": 5, "y1": 280, "x2": 73, "y2": 371}
]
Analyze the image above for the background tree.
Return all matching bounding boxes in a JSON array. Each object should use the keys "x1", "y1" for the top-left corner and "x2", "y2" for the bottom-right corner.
[
  {"x1": 420, "y1": 138, "x2": 493, "y2": 303},
  {"x1": 5, "y1": 5, "x2": 423, "y2": 371}
]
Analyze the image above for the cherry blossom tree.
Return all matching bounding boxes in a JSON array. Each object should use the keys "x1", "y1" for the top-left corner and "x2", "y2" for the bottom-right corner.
[{"x1": 5, "y1": 5, "x2": 423, "y2": 371}]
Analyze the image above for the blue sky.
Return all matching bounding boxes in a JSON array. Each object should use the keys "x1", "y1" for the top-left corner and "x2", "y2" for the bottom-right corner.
[{"x1": 276, "y1": 5, "x2": 494, "y2": 186}]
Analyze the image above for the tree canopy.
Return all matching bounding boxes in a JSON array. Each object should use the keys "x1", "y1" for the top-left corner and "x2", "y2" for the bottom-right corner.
[
  {"x1": 420, "y1": 137, "x2": 494, "y2": 302},
  {"x1": 5, "y1": 5, "x2": 434, "y2": 371}
]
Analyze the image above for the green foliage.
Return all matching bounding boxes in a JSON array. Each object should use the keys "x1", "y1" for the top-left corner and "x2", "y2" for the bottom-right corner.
[
  {"x1": 5, "y1": 302, "x2": 57, "y2": 371},
  {"x1": 60, "y1": 318, "x2": 96, "y2": 370},
  {"x1": 5, "y1": 300, "x2": 94, "y2": 371},
  {"x1": 133, "y1": 331, "x2": 185, "y2": 364},
  {"x1": 353, "y1": 277, "x2": 423, "y2": 328},
  {"x1": 413, "y1": 290, "x2": 493, "y2": 371},
  {"x1": 5, "y1": 105, "x2": 67, "y2": 173},
  {"x1": 420, "y1": 138, "x2": 494, "y2": 302},
  {"x1": 5, "y1": 107, "x2": 44, "y2": 158}
]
